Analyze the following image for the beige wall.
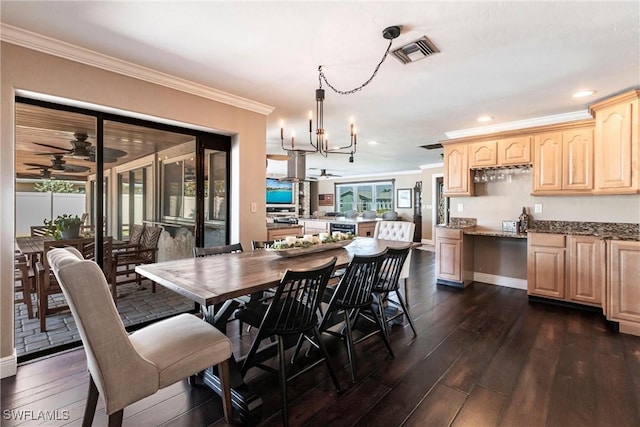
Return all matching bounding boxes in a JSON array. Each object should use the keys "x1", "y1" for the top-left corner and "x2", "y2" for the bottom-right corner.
[{"x1": 1, "y1": 43, "x2": 268, "y2": 364}]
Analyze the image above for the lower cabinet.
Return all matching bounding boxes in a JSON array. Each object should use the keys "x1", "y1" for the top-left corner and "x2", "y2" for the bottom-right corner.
[
  {"x1": 436, "y1": 227, "x2": 473, "y2": 287},
  {"x1": 356, "y1": 222, "x2": 376, "y2": 237},
  {"x1": 527, "y1": 233, "x2": 604, "y2": 308},
  {"x1": 607, "y1": 240, "x2": 640, "y2": 335},
  {"x1": 266, "y1": 226, "x2": 303, "y2": 241}
]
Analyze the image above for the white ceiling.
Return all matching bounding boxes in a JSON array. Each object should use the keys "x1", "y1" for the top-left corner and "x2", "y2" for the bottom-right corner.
[{"x1": 2, "y1": 1, "x2": 639, "y2": 178}]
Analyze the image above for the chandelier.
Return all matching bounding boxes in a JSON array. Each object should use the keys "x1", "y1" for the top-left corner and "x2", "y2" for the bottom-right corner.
[{"x1": 281, "y1": 25, "x2": 401, "y2": 163}]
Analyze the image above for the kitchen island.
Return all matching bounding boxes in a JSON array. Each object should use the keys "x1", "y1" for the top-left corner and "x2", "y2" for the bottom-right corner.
[{"x1": 298, "y1": 217, "x2": 379, "y2": 237}]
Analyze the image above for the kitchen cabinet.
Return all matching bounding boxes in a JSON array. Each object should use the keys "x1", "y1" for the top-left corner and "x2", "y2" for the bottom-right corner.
[
  {"x1": 532, "y1": 126, "x2": 593, "y2": 194},
  {"x1": 267, "y1": 225, "x2": 303, "y2": 241},
  {"x1": 590, "y1": 89, "x2": 640, "y2": 194},
  {"x1": 436, "y1": 227, "x2": 473, "y2": 286},
  {"x1": 468, "y1": 141, "x2": 497, "y2": 168},
  {"x1": 357, "y1": 221, "x2": 376, "y2": 237},
  {"x1": 607, "y1": 240, "x2": 640, "y2": 335},
  {"x1": 527, "y1": 232, "x2": 566, "y2": 299},
  {"x1": 567, "y1": 235, "x2": 604, "y2": 306},
  {"x1": 498, "y1": 136, "x2": 531, "y2": 165},
  {"x1": 443, "y1": 144, "x2": 474, "y2": 196}
]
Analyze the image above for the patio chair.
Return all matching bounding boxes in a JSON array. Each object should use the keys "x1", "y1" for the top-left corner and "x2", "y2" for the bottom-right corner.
[
  {"x1": 112, "y1": 225, "x2": 162, "y2": 299},
  {"x1": 36, "y1": 237, "x2": 113, "y2": 332},
  {"x1": 15, "y1": 255, "x2": 35, "y2": 319},
  {"x1": 318, "y1": 250, "x2": 392, "y2": 383},
  {"x1": 240, "y1": 257, "x2": 340, "y2": 426},
  {"x1": 47, "y1": 247, "x2": 233, "y2": 426}
]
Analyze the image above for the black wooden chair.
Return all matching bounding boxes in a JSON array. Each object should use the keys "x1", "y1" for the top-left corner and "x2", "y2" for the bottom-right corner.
[
  {"x1": 318, "y1": 250, "x2": 393, "y2": 383},
  {"x1": 251, "y1": 240, "x2": 274, "y2": 250},
  {"x1": 372, "y1": 245, "x2": 416, "y2": 337},
  {"x1": 193, "y1": 242, "x2": 243, "y2": 258},
  {"x1": 240, "y1": 257, "x2": 341, "y2": 427}
]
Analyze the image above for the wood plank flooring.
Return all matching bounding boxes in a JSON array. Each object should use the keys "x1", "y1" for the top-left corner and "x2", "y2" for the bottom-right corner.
[{"x1": 2, "y1": 249, "x2": 640, "y2": 427}]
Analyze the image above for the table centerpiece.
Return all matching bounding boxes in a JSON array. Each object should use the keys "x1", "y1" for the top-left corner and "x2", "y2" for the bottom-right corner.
[{"x1": 268, "y1": 232, "x2": 355, "y2": 257}]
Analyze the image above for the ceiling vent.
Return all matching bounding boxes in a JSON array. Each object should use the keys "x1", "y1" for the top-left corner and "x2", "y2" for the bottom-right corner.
[{"x1": 392, "y1": 36, "x2": 439, "y2": 64}]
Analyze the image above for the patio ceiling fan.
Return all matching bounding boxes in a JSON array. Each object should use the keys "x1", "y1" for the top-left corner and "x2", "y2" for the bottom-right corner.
[
  {"x1": 18, "y1": 165, "x2": 82, "y2": 181},
  {"x1": 25, "y1": 155, "x2": 90, "y2": 174},
  {"x1": 33, "y1": 132, "x2": 127, "y2": 163}
]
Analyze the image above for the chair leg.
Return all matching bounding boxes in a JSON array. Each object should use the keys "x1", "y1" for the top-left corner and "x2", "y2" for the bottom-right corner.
[
  {"x1": 403, "y1": 278, "x2": 409, "y2": 306},
  {"x1": 395, "y1": 290, "x2": 417, "y2": 336},
  {"x1": 376, "y1": 292, "x2": 390, "y2": 339},
  {"x1": 277, "y1": 336, "x2": 289, "y2": 427},
  {"x1": 37, "y1": 272, "x2": 47, "y2": 333},
  {"x1": 23, "y1": 278, "x2": 35, "y2": 320},
  {"x1": 370, "y1": 304, "x2": 395, "y2": 358},
  {"x1": 82, "y1": 375, "x2": 99, "y2": 427},
  {"x1": 218, "y1": 359, "x2": 233, "y2": 424},
  {"x1": 108, "y1": 410, "x2": 123, "y2": 427},
  {"x1": 313, "y1": 328, "x2": 341, "y2": 393},
  {"x1": 343, "y1": 310, "x2": 358, "y2": 384}
]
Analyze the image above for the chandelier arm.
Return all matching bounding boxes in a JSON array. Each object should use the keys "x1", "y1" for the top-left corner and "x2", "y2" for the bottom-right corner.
[{"x1": 318, "y1": 37, "x2": 394, "y2": 95}]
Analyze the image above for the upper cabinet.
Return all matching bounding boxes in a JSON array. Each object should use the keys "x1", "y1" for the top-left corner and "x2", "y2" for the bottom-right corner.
[
  {"x1": 590, "y1": 90, "x2": 640, "y2": 194},
  {"x1": 443, "y1": 144, "x2": 474, "y2": 196},
  {"x1": 498, "y1": 136, "x2": 531, "y2": 165},
  {"x1": 469, "y1": 141, "x2": 497, "y2": 168},
  {"x1": 532, "y1": 126, "x2": 593, "y2": 194}
]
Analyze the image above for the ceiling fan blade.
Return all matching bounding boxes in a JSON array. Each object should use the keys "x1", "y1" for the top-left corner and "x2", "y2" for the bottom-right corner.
[
  {"x1": 24, "y1": 162, "x2": 51, "y2": 169},
  {"x1": 36, "y1": 151, "x2": 68, "y2": 156},
  {"x1": 62, "y1": 164, "x2": 90, "y2": 173},
  {"x1": 33, "y1": 142, "x2": 72, "y2": 152},
  {"x1": 87, "y1": 146, "x2": 127, "y2": 158}
]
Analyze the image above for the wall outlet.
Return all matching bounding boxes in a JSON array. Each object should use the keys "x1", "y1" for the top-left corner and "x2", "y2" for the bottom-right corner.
[
  {"x1": 457, "y1": 203, "x2": 464, "y2": 212},
  {"x1": 534, "y1": 203, "x2": 543, "y2": 214},
  {"x1": 250, "y1": 202, "x2": 257, "y2": 213}
]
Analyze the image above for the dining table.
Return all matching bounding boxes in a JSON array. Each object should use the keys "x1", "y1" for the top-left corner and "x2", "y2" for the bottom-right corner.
[{"x1": 135, "y1": 237, "x2": 414, "y2": 424}]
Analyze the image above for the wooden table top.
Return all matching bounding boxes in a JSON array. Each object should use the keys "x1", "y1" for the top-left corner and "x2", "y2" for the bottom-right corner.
[
  {"x1": 136, "y1": 238, "x2": 414, "y2": 307},
  {"x1": 15, "y1": 235, "x2": 55, "y2": 256}
]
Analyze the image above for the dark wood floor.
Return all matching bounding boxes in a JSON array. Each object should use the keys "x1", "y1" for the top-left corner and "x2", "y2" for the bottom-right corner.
[{"x1": 2, "y1": 249, "x2": 640, "y2": 427}]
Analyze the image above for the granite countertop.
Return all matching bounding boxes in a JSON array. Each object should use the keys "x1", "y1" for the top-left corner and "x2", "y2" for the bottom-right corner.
[
  {"x1": 300, "y1": 217, "x2": 379, "y2": 224},
  {"x1": 266, "y1": 223, "x2": 303, "y2": 230},
  {"x1": 438, "y1": 218, "x2": 639, "y2": 241}
]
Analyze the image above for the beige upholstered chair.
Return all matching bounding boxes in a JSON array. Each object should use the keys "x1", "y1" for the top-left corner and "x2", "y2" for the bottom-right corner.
[
  {"x1": 373, "y1": 220, "x2": 415, "y2": 303},
  {"x1": 47, "y1": 248, "x2": 233, "y2": 426}
]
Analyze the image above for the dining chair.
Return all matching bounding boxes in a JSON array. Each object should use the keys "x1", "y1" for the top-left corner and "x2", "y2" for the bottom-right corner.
[
  {"x1": 251, "y1": 240, "x2": 275, "y2": 250},
  {"x1": 193, "y1": 242, "x2": 243, "y2": 257},
  {"x1": 112, "y1": 225, "x2": 162, "y2": 299},
  {"x1": 15, "y1": 255, "x2": 35, "y2": 319},
  {"x1": 318, "y1": 250, "x2": 392, "y2": 383},
  {"x1": 372, "y1": 245, "x2": 416, "y2": 337},
  {"x1": 239, "y1": 257, "x2": 340, "y2": 427},
  {"x1": 47, "y1": 247, "x2": 233, "y2": 426},
  {"x1": 373, "y1": 220, "x2": 415, "y2": 304}
]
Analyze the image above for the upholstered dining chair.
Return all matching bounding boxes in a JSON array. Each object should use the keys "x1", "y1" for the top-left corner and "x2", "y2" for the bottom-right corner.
[
  {"x1": 373, "y1": 220, "x2": 415, "y2": 304},
  {"x1": 47, "y1": 247, "x2": 233, "y2": 427}
]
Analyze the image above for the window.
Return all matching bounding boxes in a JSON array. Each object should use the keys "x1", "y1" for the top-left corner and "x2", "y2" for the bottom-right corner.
[
  {"x1": 335, "y1": 180, "x2": 394, "y2": 213},
  {"x1": 162, "y1": 155, "x2": 196, "y2": 221}
]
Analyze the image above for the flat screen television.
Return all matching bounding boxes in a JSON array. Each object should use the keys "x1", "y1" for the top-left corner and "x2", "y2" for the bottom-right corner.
[{"x1": 266, "y1": 178, "x2": 294, "y2": 204}]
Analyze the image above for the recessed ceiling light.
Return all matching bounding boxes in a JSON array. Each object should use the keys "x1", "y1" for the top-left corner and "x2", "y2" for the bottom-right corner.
[
  {"x1": 368, "y1": 141, "x2": 378, "y2": 146},
  {"x1": 477, "y1": 115, "x2": 493, "y2": 123},
  {"x1": 573, "y1": 89, "x2": 596, "y2": 98}
]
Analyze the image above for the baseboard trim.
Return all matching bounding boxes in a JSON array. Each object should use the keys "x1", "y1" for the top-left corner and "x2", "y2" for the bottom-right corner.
[
  {"x1": 1, "y1": 348, "x2": 17, "y2": 378},
  {"x1": 473, "y1": 272, "x2": 527, "y2": 290}
]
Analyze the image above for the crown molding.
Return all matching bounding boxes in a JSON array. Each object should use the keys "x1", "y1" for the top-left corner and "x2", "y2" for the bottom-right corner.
[
  {"x1": 1, "y1": 24, "x2": 275, "y2": 116},
  {"x1": 444, "y1": 110, "x2": 592, "y2": 139}
]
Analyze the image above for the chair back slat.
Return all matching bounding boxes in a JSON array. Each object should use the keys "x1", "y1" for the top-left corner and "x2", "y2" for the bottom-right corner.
[
  {"x1": 251, "y1": 240, "x2": 274, "y2": 250},
  {"x1": 194, "y1": 243, "x2": 243, "y2": 257},
  {"x1": 374, "y1": 245, "x2": 411, "y2": 292},
  {"x1": 129, "y1": 224, "x2": 145, "y2": 246},
  {"x1": 261, "y1": 257, "x2": 337, "y2": 335},
  {"x1": 326, "y1": 250, "x2": 387, "y2": 310},
  {"x1": 139, "y1": 226, "x2": 162, "y2": 260}
]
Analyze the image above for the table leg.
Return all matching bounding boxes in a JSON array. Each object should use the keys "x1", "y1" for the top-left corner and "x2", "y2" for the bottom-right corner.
[{"x1": 200, "y1": 302, "x2": 264, "y2": 425}]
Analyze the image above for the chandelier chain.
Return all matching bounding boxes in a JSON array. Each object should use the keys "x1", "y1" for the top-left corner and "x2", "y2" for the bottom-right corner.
[{"x1": 318, "y1": 38, "x2": 394, "y2": 95}]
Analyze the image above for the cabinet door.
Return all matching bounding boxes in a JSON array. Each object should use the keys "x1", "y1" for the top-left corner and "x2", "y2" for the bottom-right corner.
[
  {"x1": 563, "y1": 128, "x2": 593, "y2": 190},
  {"x1": 608, "y1": 240, "x2": 640, "y2": 324},
  {"x1": 533, "y1": 133, "x2": 563, "y2": 192},
  {"x1": 498, "y1": 136, "x2": 531, "y2": 165},
  {"x1": 527, "y1": 233, "x2": 565, "y2": 299},
  {"x1": 436, "y1": 238, "x2": 462, "y2": 282},
  {"x1": 357, "y1": 222, "x2": 376, "y2": 237},
  {"x1": 567, "y1": 236, "x2": 604, "y2": 305},
  {"x1": 443, "y1": 144, "x2": 473, "y2": 196},
  {"x1": 594, "y1": 100, "x2": 638, "y2": 192},
  {"x1": 469, "y1": 141, "x2": 497, "y2": 168}
]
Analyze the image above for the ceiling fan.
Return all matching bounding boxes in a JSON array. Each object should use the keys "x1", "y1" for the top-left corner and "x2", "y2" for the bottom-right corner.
[
  {"x1": 28, "y1": 154, "x2": 90, "y2": 173},
  {"x1": 307, "y1": 168, "x2": 342, "y2": 180},
  {"x1": 19, "y1": 164, "x2": 82, "y2": 180},
  {"x1": 33, "y1": 132, "x2": 127, "y2": 163}
]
